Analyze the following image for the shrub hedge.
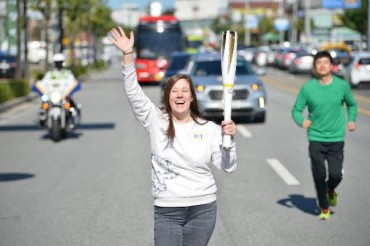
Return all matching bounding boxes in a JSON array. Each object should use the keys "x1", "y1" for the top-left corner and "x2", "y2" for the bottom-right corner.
[{"x1": 0, "y1": 79, "x2": 30, "y2": 104}]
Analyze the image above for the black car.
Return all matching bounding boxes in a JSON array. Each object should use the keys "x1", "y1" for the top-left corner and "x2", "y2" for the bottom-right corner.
[{"x1": 0, "y1": 52, "x2": 16, "y2": 78}]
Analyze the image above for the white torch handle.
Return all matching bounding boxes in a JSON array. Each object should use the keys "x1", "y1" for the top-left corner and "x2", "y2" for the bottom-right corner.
[
  {"x1": 221, "y1": 30, "x2": 237, "y2": 150},
  {"x1": 223, "y1": 86, "x2": 233, "y2": 149}
]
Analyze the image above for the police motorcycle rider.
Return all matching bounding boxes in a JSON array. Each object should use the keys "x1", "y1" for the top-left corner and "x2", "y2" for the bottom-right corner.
[{"x1": 33, "y1": 53, "x2": 81, "y2": 130}]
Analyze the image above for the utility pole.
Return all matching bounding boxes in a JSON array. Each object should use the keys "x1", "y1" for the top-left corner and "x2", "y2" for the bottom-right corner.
[
  {"x1": 304, "y1": 0, "x2": 311, "y2": 43},
  {"x1": 244, "y1": 0, "x2": 250, "y2": 46},
  {"x1": 58, "y1": 6, "x2": 64, "y2": 53},
  {"x1": 279, "y1": 0, "x2": 284, "y2": 45},
  {"x1": 291, "y1": 0, "x2": 298, "y2": 44}
]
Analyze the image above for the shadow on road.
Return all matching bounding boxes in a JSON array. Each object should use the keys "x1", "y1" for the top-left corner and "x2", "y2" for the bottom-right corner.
[
  {"x1": 0, "y1": 122, "x2": 116, "y2": 132},
  {"x1": 0, "y1": 173, "x2": 35, "y2": 182},
  {"x1": 0, "y1": 122, "x2": 116, "y2": 141},
  {"x1": 277, "y1": 194, "x2": 320, "y2": 216}
]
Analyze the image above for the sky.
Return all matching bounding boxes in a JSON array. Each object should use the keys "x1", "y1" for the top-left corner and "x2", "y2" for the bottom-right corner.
[{"x1": 107, "y1": 0, "x2": 174, "y2": 10}]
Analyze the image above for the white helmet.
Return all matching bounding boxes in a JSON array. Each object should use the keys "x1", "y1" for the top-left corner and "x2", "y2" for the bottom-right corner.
[{"x1": 52, "y1": 53, "x2": 66, "y2": 62}]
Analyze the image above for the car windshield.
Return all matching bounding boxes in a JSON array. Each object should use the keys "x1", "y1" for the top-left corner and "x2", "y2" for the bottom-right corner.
[
  {"x1": 328, "y1": 49, "x2": 350, "y2": 58},
  {"x1": 168, "y1": 55, "x2": 190, "y2": 70},
  {"x1": 136, "y1": 29, "x2": 185, "y2": 59},
  {"x1": 192, "y1": 59, "x2": 254, "y2": 76},
  {"x1": 359, "y1": 58, "x2": 370, "y2": 65}
]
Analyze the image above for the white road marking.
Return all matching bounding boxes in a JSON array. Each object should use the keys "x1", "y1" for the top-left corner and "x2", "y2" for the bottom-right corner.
[
  {"x1": 236, "y1": 125, "x2": 252, "y2": 138},
  {"x1": 267, "y1": 158, "x2": 300, "y2": 185}
]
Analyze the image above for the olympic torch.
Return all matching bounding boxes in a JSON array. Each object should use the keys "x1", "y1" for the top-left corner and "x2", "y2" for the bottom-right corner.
[{"x1": 221, "y1": 31, "x2": 237, "y2": 149}]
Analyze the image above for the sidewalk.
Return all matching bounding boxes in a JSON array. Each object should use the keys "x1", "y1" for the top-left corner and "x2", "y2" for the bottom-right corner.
[{"x1": 0, "y1": 93, "x2": 38, "y2": 113}]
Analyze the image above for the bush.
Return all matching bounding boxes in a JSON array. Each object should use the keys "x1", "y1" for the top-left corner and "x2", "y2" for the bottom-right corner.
[
  {"x1": 0, "y1": 83, "x2": 14, "y2": 103},
  {"x1": 30, "y1": 69, "x2": 45, "y2": 81},
  {"x1": 70, "y1": 64, "x2": 88, "y2": 79},
  {"x1": 92, "y1": 60, "x2": 106, "y2": 70},
  {"x1": 0, "y1": 79, "x2": 30, "y2": 103},
  {"x1": 9, "y1": 79, "x2": 30, "y2": 97}
]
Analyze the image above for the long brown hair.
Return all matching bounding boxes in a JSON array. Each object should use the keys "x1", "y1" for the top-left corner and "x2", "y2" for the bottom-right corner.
[{"x1": 161, "y1": 74, "x2": 206, "y2": 139}]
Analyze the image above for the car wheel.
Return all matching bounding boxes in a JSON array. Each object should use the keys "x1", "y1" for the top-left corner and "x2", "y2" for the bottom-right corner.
[{"x1": 254, "y1": 112, "x2": 266, "y2": 123}]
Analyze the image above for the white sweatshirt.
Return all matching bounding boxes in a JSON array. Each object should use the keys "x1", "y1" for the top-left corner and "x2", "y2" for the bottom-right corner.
[{"x1": 122, "y1": 64, "x2": 237, "y2": 207}]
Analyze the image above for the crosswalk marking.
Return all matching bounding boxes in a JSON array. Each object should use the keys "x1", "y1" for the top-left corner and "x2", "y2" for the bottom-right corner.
[
  {"x1": 267, "y1": 158, "x2": 300, "y2": 185},
  {"x1": 236, "y1": 125, "x2": 252, "y2": 138}
]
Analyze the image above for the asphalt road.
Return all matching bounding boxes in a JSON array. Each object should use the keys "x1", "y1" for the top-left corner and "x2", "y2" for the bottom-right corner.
[{"x1": 0, "y1": 61, "x2": 369, "y2": 246}]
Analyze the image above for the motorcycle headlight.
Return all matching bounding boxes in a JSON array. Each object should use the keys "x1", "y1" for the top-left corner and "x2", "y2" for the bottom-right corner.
[
  {"x1": 50, "y1": 92, "x2": 62, "y2": 104},
  {"x1": 41, "y1": 94, "x2": 49, "y2": 102}
]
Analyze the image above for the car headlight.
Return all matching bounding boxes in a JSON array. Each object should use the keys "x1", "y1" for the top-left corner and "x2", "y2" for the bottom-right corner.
[
  {"x1": 251, "y1": 83, "x2": 260, "y2": 91},
  {"x1": 50, "y1": 91, "x2": 62, "y2": 104},
  {"x1": 196, "y1": 84, "x2": 205, "y2": 92}
]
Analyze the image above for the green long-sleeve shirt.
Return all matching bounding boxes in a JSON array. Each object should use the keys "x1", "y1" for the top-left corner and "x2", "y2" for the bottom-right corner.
[{"x1": 291, "y1": 76, "x2": 357, "y2": 142}]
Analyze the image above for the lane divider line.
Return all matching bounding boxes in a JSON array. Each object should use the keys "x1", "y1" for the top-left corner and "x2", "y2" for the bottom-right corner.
[
  {"x1": 236, "y1": 125, "x2": 252, "y2": 138},
  {"x1": 267, "y1": 158, "x2": 300, "y2": 185}
]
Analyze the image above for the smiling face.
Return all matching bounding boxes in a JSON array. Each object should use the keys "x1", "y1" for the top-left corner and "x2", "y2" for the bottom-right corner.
[{"x1": 169, "y1": 78, "x2": 194, "y2": 122}]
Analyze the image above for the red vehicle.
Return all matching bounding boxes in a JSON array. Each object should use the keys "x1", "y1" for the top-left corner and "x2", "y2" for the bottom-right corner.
[{"x1": 135, "y1": 15, "x2": 186, "y2": 83}]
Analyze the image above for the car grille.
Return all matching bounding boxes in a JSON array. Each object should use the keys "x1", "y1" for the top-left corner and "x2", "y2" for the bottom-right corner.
[{"x1": 208, "y1": 89, "x2": 249, "y2": 100}]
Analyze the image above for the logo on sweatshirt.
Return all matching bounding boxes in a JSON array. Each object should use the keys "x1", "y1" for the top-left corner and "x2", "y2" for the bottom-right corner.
[{"x1": 151, "y1": 153, "x2": 180, "y2": 196}]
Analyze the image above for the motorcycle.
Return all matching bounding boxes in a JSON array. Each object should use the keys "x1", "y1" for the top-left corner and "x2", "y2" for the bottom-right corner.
[{"x1": 32, "y1": 77, "x2": 81, "y2": 141}]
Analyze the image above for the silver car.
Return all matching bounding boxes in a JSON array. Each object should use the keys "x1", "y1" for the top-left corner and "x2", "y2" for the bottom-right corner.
[
  {"x1": 184, "y1": 52, "x2": 267, "y2": 123},
  {"x1": 343, "y1": 52, "x2": 370, "y2": 88},
  {"x1": 288, "y1": 50, "x2": 313, "y2": 74}
]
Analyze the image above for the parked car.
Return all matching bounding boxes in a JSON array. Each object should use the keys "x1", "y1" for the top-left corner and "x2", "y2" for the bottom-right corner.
[
  {"x1": 252, "y1": 46, "x2": 270, "y2": 67},
  {"x1": 0, "y1": 52, "x2": 16, "y2": 78},
  {"x1": 288, "y1": 50, "x2": 313, "y2": 74},
  {"x1": 237, "y1": 46, "x2": 257, "y2": 63},
  {"x1": 343, "y1": 52, "x2": 370, "y2": 88},
  {"x1": 329, "y1": 49, "x2": 352, "y2": 78},
  {"x1": 160, "y1": 51, "x2": 192, "y2": 102},
  {"x1": 183, "y1": 52, "x2": 267, "y2": 123},
  {"x1": 274, "y1": 47, "x2": 294, "y2": 69}
]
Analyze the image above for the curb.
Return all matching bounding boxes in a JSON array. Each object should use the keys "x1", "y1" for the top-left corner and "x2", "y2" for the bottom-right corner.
[{"x1": 0, "y1": 93, "x2": 38, "y2": 113}]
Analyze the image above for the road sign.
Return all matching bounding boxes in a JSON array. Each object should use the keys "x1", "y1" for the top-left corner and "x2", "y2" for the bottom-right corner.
[
  {"x1": 244, "y1": 15, "x2": 258, "y2": 29},
  {"x1": 322, "y1": 0, "x2": 362, "y2": 9},
  {"x1": 274, "y1": 18, "x2": 289, "y2": 32}
]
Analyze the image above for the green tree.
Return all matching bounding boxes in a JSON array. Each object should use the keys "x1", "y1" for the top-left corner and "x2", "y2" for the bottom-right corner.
[
  {"x1": 15, "y1": 0, "x2": 22, "y2": 78},
  {"x1": 340, "y1": 0, "x2": 368, "y2": 36},
  {"x1": 89, "y1": 1, "x2": 117, "y2": 61},
  {"x1": 30, "y1": 0, "x2": 53, "y2": 71},
  {"x1": 29, "y1": 0, "x2": 115, "y2": 69},
  {"x1": 212, "y1": 14, "x2": 233, "y2": 36},
  {"x1": 258, "y1": 16, "x2": 275, "y2": 44}
]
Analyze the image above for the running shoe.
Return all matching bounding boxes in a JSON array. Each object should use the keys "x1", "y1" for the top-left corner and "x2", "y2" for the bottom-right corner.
[
  {"x1": 329, "y1": 190, "x2": 338, "y2": 207},
  {"x1": 319, "y1": 208, "x2": 331, "y2": 220}
]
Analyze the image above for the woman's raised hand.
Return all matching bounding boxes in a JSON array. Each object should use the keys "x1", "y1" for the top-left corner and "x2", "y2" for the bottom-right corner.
[{"x1": 108, "y1": 27, "x2": 134, "y2": 54}]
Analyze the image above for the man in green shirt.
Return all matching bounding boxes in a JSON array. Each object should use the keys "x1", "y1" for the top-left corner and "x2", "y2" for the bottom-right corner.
[{"x1": 291, "y1": 51, "x2": 357, "y2": 220}]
